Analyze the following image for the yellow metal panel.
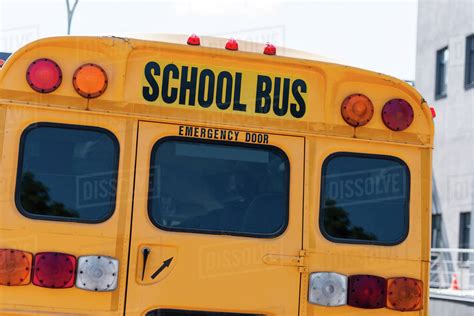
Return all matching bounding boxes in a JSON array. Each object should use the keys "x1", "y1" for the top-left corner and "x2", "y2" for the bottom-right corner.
[
  {"x1": 125, "y1": 121, "x2": 304, "y2": 316},
  {"x1": 0, "y1": 104, "x2": 136, "y2": 315}
]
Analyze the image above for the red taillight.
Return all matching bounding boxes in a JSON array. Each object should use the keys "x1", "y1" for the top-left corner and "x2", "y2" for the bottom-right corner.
[
  {"x1": 387, "y1": 277, "x2": 423, "y2": 311},
  {"x1": 348, "y1": 275, "x2": 386, "y2": 309},
  {"x1": 0, "y1": 59, "x2": 4, "y2": 67},
  {"x1": 225, "y1": 39, "x2": 238, "y2": 51},
  {"x1": 0, "y1": 249, "x2": 32, "y2": 286},
  {"x1": 33, "y1": 252, "x2": 76, "y2": 288},
  {"x1": 430, "y1": 106, "x2": 436, "y2": 118},
  {"x1": 26, "y1": 58, "x2": 62, "y2": 93},
  {"x1": 263, "y1": 43, "x2": 276, "y2": 56},
  {"x1": 381, "y1": 98, "x2": 414, "y2": 131},
  {"x1": 187, "y1": 34, "x2": 201, "y2": 46}
]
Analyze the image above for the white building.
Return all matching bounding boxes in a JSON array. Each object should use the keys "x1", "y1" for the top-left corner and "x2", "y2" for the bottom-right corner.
[{"x1": 415, "y1": 0, "x2": 474, "y2": 287}]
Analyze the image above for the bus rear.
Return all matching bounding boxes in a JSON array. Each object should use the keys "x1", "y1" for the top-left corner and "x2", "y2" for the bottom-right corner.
[{"x1": 0, "y1": 35, "x2": 433, "y2": 315}]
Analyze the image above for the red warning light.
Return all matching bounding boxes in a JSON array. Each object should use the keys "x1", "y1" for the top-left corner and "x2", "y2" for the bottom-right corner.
[
  {"x1": 32, "y1": 252, "x2": 76, "y2": 289},
  {"x1": 263, "y1": 43, "x2": 276, "y2": 56},
  {"x1": 26, "y1": 58, "x2": 62, "y2": 93},
  {"x1": 348, "y1": 275, "x2": 386, "y2": 309},
  {"x1": 225, "y1": 39, "x2": 239, "y2": 51},
  {"x1": 382, "y1": 98, "x2": 414, "y2": 131},
  {"x1": 0, "y1": 59, "x2": 5, "y2": 67},
  {"x1": 187, "y1": 34, "x2": 201, "y2": 46}
]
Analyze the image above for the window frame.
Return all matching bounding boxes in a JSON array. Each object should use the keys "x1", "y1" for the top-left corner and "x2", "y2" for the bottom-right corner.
[
  {"x1": 435, "y1": 46, "x2": 448, "y2": 100},
  {"x1": 147, "y1": 136, "x2": 291, "y2": 239},
  {"x1": 15, "y1": 122, "x2": 120, "y2": 224},
  {"x1": 465, "y1": 34, "x2": 474, "y2": 90},
  {"x1": 319, "y1": 152, "x2": 411, "y2": 246}
]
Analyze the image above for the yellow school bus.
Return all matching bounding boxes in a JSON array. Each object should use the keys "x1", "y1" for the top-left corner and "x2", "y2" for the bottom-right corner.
[{"x1": 0, "y1": 35, "x2": 433, "y2": 316}]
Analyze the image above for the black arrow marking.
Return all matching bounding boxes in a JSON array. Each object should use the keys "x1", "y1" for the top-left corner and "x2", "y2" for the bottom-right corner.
[{"x1": 150, "y1": 257, "x2": 174, "y2": 279}]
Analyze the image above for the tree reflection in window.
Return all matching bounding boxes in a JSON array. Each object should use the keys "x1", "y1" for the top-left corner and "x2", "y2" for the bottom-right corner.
[
  {"x1": 19, "y1": 171, "x2": 79, "y2": 218},
  {"x1": 322, "y1": 199, "x2": 376, "y2": 241}
]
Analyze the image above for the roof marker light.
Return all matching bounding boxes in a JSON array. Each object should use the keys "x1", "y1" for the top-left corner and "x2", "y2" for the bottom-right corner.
[
  {"x1": 76, "y1": 255, "x2": 119, "y2": 292},
  {"x1": 430, "y1": 106, "x2": 436, "y2": 118},
  {"x1": 0, "y1": 249, "x2": 32, "y2": 286},
  {"x1": 382, "y1": 98, "x2": 414, "y2": 131},
  {"x1": 26, "y1": 58, "x2": 62, "y2": 93},
  {"x1": 33, "y1": 252, "x2": 76, "y2": 289},
  {"x1": 348, "y1": 275, "x2": 386, "y2": 309},
  {"x1": 187, "y1": 34, "x2": 201, "y2": 46},
  {"x1": 386, "y1": 277, "x2": 423, "y2": 311},
  {"x1": 308, "y1": 272, "x2": 348, "y2": 306},
  {"x1": 225, "y1": 39, "x2": 239, "y2": 51},
  {"x1": 341, "y1": 94, "x2": 374, "y2": 127},
  {"x1": 73, "y1": 63, "x2": 108, "y2": 98},
  {"x1": 263, "y1": 43, "x2": 276, "y2": 56}
]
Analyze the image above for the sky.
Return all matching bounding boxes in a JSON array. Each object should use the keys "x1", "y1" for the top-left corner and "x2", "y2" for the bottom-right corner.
[{"x1": 0, "y1": 0, "x2": 418, "y2": 80}]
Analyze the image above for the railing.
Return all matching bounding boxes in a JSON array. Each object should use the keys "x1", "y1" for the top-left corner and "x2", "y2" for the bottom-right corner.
[{"x1": 430, "y1": 248, "x2": 474, "y2": 300}]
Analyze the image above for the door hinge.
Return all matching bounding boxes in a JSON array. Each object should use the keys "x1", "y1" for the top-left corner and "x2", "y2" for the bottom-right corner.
[{"x1": 263, "y1": 250, "x2": 307, "y2": 272}]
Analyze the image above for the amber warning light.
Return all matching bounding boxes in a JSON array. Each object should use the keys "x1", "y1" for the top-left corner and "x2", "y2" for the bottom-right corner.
[{"x1": 73, "y1": 63, "x2": 108, "y2": 98}]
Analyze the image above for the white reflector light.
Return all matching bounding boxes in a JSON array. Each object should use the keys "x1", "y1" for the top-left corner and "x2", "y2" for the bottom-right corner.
[
  {"x1": 76, "y1": 255, "x2": 118, "y2": 292},
  {"x1": 308, "y1": 272, "x2": 348, "y2": 306}
]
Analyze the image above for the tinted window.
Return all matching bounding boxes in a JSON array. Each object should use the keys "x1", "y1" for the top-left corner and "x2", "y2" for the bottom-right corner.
[
  {"x1": 148, "y1": 139, "x2": 289, "y2": 237},
  {"x1": 435, "y1": 47, "x2": 448, "y2": 98},
  {"x1": 320, "y1": 153, "x2": 409, "y2": 245},
  {"x1": 466, "y1": 34, "x2": 474, "y2": 88},
  {"x1": 16, "y1": 123, "x2": 119, "y2": 222}
]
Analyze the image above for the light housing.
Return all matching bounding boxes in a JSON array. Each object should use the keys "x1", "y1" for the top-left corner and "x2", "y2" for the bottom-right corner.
[
  {"x1": 308, "y1": 272, "x2": 348, "y2": 306},
  {"x1": 26, "y1": 58, "x2": 62, "y2": 93},
  {"x1": 73, "y1": 63, "x2": 108, "y2": 98},
  {"x1": 75, "y1": 255, "x2": 119, "y2": 292},
  {"x1": 382, "y1": 98, "x2": 414, "y2": 131},
  {"x1": 0, "y1": 249, "x2": 32, "y2": 286},
  {"x1": 263, "y1": 43, "x2": 276, "y2": 56},
  {"x1": 32, "y1": 252, "x2": 76, "y2": 288},
  {"x1": 341, "y1": 94, "x2": 374, "y2": 127},
  {"x1": 348, "y1": 275, "x2": 386, "y2": 309},
  {"x1": 386, "y1": 277, "x2": 423, "y2": 311},
  {"x1": 187, "y1": 34, "x2": 201, "y2": 46},
  {"x1": 225, "y1": 39, "x2": 239, "y2": 51}
]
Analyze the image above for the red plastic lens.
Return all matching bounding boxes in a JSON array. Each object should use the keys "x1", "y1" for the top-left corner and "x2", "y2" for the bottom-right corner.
[
  {"x1": 0, "y1": 59, "x2": 4, "y2": 67},
  {"x1": 0, "y1": 249, "x2": 32, "y2": 286},
  {"x1": 264, "y1": 43, "x2": 276, "y2": 55},
  {"x1": 225, "y1": 39, "x2": 239, "y2": 51},
  {"x1": 26, "y1": 58, "x2": 62, "y2": 93},
  {"x1": 387, "y1": 277, "x2": 423, "y2": 311},
  {"x1": 187, "y1": 34, "x2": 201, "y2": 46},
  {"x1": 33, "y1": 252, "x2": 76, "y2": 288},
  {"x1": 382, "y1": 98, "x2": 414, "y2": 131},
  {"x1": 348, "y1": 275, "x2": 386, "y2": 309},
  {"x1": 430, "y1": 106, "x2": 436, "y2": 118}
]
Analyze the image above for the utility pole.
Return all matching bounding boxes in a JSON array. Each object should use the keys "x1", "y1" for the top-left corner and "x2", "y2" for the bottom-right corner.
[{"x1": 66, "y1": 0, "x2": 79, "y2": 35}]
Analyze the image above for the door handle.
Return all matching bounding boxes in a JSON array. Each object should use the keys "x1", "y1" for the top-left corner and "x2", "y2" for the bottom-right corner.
[{"x1": 141, "y1": 247, "x2": 151, "y2": 281}]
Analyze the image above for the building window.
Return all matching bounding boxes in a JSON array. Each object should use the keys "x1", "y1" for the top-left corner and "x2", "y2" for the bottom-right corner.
[
  {"x1": 465, "y1": 34, "x2": 474, "y2": 89},
  {"x1": 458, "y1": 212, "x2": 471, "y2": 262},
  {"x1": 435, "y1": 47, "x2": 448, "y2": 99},
  {"x1": 148, "y1": 138, "x2": 290, "y2": 238},
  {"x1": 319, "y1": 153, "x2": 410, "y2": 245},
  {"x1": 432, "y1": 214, "x2": 442, "y2": 248},
  {"x1": 16, "y1": 123, "x2": 119, "y2": 223}
]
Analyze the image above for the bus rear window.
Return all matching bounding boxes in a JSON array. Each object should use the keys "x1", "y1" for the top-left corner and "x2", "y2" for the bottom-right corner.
[
  {"x1": 16, "y1": 123, "x2": 119, "y2": 223},
  {"x1": 148, "y1": 138, "x2": 290, "y2": 237},
  {"x1": 320, "y1": 153, "x2": 409, "y2": 245}
]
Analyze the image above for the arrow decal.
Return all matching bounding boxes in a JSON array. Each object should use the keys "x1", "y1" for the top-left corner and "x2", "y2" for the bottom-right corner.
[{"x1": 150, "y1": 257, "x2": 174, "y2": 279}]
